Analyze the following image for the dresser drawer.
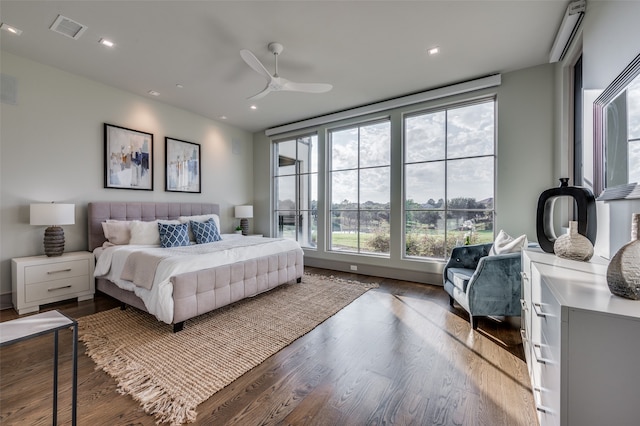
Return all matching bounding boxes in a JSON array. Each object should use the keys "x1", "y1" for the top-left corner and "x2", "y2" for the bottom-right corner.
[
  {"x1": 539, "y1": 278, "x2": 561, "y2": 360},
  {"x1": 24, "y1": 259, "x2": 89, "y2": 285},
  {"x1": 25, "y1": 275, "x2": 90, "y2": 303}
]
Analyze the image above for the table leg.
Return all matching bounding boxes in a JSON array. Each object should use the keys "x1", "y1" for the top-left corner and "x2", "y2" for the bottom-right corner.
[
  {"x1": 72, "y1": 323, "x2": 78, "y2": 426},
  {"x1": 53, "y1": 330, "x2": 59, "y2": 426}
]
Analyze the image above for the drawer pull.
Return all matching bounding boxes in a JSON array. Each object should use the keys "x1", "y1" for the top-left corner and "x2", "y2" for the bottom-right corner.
[
  {"x1": 533, "y1": 387, "x2": 553, "y2": 414},
  {"x1": 48, "y1": 285, "x2": 72, "y2": 292},
  {"x1": 520, "y1": 298, "x2": 528, "y2": 311},
  {"x1": 47, "y1": 268, "x2": 72, "y2": 274},
  {"x1": 532, "y1": 343, "x2": 553, "y2": 365},
  {"x1": 532, "y1": 302, "x2": 548, "y2": 318},
  {"x1": 520, "y1": 328, "x2": 528, "y2": 342}
]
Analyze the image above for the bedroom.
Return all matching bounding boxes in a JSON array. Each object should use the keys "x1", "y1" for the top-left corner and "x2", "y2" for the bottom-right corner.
[{"x1": 1, "y1": 1, "x2": 640, "y2": 425}]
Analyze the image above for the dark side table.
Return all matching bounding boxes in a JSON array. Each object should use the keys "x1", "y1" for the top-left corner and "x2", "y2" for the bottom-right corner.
[{"x1": 0, "y1": 310, "x2": 78, "y2": 425}]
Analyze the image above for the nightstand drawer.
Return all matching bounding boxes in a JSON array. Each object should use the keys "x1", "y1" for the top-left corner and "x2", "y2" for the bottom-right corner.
[
  {"x1": 24, "y1": 259, "x2": 89, "y2": 285},
  {"x1": 25, "y1": 276, "x2": 90, "y2": 303}
]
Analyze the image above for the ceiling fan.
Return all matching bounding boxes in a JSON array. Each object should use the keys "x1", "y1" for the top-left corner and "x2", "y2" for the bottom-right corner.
[{"x1": 240, "y1": 42, "x2": 332, "y2": 101}]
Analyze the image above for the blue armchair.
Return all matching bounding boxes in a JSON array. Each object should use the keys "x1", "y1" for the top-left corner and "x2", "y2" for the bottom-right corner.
[{"x1": 443, "y1": 243, "x2": 522, "y2": 329}]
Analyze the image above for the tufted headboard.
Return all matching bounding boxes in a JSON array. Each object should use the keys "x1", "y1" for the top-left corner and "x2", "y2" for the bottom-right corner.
[{"x1": 88, "y1": 202, "x2": 220, "y2": 251}]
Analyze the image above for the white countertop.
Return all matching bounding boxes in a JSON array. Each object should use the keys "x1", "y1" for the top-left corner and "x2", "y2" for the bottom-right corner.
[{"x1": 534, "y1": 263, "x2": 640, "y2": 319}]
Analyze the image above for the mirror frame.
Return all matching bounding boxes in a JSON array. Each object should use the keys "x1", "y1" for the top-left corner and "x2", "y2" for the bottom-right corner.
[{"x1": 593, "y1": 52, "x2": 640, "y2": 200}]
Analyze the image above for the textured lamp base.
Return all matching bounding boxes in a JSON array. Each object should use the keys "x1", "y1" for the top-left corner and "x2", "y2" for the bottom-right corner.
[
  {"x1": 43, "y1": 226, "x2": 65, "y2": 257},
  {"x1": 240, "y1": 218, "x2": 249, "y2": 236}
]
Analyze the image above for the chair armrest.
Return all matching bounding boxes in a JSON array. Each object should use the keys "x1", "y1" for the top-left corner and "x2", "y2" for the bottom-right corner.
[{"x1": 466, "y1": 252, "x2": 522, "y2": 312}]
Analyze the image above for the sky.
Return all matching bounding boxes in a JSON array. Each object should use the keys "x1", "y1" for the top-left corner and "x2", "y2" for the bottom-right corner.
[{"x1": 276, "y1": 99, "x2": 495, "y2": 210}]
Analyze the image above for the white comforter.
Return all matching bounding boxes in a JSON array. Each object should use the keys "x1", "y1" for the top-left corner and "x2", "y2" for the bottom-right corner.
[{"x1": 94, "y1": 235, "x2": 302, "y2": 324}]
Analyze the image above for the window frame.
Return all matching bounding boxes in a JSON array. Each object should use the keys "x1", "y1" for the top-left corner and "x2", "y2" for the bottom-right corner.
[
  {"x1": 272, "y1": 132, "x2": 318, "y2": 249},
  {"x1": 402, "y1": 97, "x2": 497, "y2": 260},
  {"x1": 327, "y1": 118, "x2": 392, "y2": 255}
]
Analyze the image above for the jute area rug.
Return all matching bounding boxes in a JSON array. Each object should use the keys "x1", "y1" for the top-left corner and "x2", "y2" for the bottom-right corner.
[{"x1": 78, "y1": 273, "x2": 377, "y2": 425}]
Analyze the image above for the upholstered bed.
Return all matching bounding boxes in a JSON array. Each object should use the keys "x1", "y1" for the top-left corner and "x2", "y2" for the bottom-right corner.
[{"x1": 88, "y1": 202, "x2": 304, "y2": 332}]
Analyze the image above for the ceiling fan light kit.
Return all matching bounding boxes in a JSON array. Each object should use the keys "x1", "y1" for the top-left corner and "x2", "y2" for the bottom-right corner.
[{"x1": 240, "y1": 42, "x2": 332, "y2": 100}]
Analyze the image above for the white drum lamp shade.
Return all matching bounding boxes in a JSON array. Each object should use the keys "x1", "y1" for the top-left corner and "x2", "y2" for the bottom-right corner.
[
  {"x1": 234, "y1": 205, "x2": 253, "y2": 236},
  {"x1": 30, "y1": 203, "x2": 75, "y2": 257}
]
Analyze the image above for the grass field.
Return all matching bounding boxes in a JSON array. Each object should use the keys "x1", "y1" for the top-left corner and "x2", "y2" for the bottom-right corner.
[{"x1": 330, "y1": 229, "x2": 494, "y2": 257}]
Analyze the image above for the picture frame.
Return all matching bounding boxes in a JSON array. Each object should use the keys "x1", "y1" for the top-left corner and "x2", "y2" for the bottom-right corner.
[
  {"x1": 104, "y1": 123, "x2": 153, "y2": 190},
  {"x1": 165, "y1": 137, "x2": 201, "y2": 193}
]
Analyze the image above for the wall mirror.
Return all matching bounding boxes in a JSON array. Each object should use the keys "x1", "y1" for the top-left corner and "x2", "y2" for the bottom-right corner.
[{"x1": 593, "y1": 53, "x2": 640, "y2": 200}]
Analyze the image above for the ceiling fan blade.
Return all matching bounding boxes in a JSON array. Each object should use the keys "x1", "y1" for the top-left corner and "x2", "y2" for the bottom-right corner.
[
  {"x1": 247, "y1": 85, "x2": 272, "y2": 101},
  {"x1": 240, "y1": 49, "x2": 272, "y2": 81},
  {"x1": 282, "y1": 81, "x2": 333, "y2": 94}
]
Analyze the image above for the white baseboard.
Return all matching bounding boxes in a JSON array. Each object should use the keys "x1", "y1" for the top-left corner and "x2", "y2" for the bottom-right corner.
[{"x1": 304, "y1": 258, "x2": 442, "y2": 286}]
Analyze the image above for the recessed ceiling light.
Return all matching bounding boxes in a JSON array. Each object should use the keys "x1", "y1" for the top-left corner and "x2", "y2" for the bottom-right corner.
[
  {"x1": 99, "y1": 38, "x2": 115, "y2": 47},
  {"x1": 219, "y1": 115, "x2": 227, "y2": 120},
  {"x1": 250, "y1": 105, "x2": 257, "y2": 110},
  {"x1": 0, "y1": 23, "x2": 22, "y2": 35},
  {"x1": 428, "y1": 46, "x2": 440, "y2": 55},
  {"x1": 176, "y1": 83, "x2": 184, "y2": 89},
  {"x1": 148, "y1": 90, "x2": 160, "y2": 96}
]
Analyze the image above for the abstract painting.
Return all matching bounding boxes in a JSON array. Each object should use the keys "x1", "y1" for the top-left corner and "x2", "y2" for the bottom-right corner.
[
  {"x1": 165, "y1": 137, "x2": 201, "y2": 193},
  {"x1": 104, "y1": 123, "x2": 153, "y2": 190}
]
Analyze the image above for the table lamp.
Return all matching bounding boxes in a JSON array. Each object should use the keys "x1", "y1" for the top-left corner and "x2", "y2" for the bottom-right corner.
[
  {"x1": 30, "y1": 203, "x2": 75, "y2": 256},
  {"x1": 234, "y1": 205, "x2": 253, "y2": 236}
]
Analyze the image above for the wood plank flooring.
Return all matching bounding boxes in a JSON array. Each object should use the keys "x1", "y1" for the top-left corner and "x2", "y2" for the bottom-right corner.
[{"x1": 0, "y1": 267, "x2": 536, "y2": 425}]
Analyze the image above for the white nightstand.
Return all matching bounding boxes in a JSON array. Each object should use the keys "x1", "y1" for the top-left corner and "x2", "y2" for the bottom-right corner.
[{"x1": 11, "y1": 251, "x2": 95, "y2": 315}]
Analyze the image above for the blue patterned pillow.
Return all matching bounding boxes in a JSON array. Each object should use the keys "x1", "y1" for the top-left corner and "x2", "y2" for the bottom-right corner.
[
  {"x1": 190, "y1": 219, "x2": 222, "y2": 244},
  {"x1": 157, "y1": 222, "x2": 190, "y2": 248}
]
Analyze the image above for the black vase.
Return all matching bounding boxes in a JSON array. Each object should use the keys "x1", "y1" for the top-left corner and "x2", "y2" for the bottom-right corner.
[{"x1": 536, "y1": 178, "x2": 597, "y2": 254}]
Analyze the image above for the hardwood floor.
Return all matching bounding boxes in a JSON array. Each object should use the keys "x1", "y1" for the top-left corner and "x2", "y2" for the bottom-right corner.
[{"x1": 0, "y1": 267, "x2": 536, "y2": 425}]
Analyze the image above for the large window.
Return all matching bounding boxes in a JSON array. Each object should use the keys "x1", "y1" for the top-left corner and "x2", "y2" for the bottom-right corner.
[
  {"x1": 329, "y1": 120, "x2": 391, "y2": 254},
  {"x1": 404, "y1": 99, "x2": 495, "y2": 259},
  {"x1": 273, "y1": 135, "x2": 317, "y2": 248}
]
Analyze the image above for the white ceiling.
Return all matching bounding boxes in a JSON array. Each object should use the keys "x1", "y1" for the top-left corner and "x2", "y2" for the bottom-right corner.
[{"x1": 0, "y1": 1, "x2": 568, "y2": 133}]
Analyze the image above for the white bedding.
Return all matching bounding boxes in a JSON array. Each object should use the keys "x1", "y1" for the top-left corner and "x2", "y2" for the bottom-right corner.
[{"x1": 94, "y1": 235, "x2": 303, "y2": 324}]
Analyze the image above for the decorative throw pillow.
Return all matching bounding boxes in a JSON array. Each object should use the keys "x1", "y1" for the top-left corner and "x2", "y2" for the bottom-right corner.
[
  {"x1": 129, "y1": 220, "x2": 160, "y2": 245},
  {"x1": 190, "y1": 219, "x2": 222, "y2": 244},
  {"x1": 101, "y1": 220, "x2": 131, "y2": 245},
  {"x1": 158, "y1": 222, "x2": 190, "y2": 248},
  {"x1": 179, "y1": 214, "x2": 221, "y2": 241},
  {"x1": 489, "y1": 230, "x2": 528, "y2": 256}
]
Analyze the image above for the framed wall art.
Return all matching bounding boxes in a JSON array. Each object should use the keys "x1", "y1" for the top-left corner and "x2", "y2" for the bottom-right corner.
[
  {"x1": 165, "y1": 137, "x2": 201, "y2": 193},
  {"x1": 104, "y1": 123, "x2": 153, "y2": 190}
]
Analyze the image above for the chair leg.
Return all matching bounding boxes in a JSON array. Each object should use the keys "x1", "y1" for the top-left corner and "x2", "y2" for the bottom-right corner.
[
  {"x1": 449, "y1": 296, "x2": 455, "y2": 307},
  {"x1": 470, "y1": 316, "x2": 478, "y2": 330}
]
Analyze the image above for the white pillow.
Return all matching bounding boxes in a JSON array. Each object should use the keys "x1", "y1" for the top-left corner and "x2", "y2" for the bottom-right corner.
[
  {"x1": 178, "y1": 214, "x2": 221, "y2": 241},
  {"x1": 129, "y1": 220, "x2": 180, "y2": 245},
  {"x1": 489, "y1": 230, "x2": 528, "y2": 256},
  {"x1": 101, "y1": 220, "x2": 131, "y2": 245}
]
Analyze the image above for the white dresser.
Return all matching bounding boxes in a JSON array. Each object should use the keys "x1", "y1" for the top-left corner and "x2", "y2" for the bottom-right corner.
[
  {"x1": 521, "y1": 249, "x2": 640, "y2": 426},
  {"x1": 11, "y1": 251, "x2": 95, "y2": 315}
]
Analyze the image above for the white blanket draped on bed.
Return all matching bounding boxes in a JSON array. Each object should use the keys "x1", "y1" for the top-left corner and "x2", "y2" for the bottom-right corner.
[{"x1": 94, "y1": 236, "x2": 303, "y2": 324}]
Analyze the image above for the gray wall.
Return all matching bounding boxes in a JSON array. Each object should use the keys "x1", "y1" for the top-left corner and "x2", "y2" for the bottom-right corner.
[
  {"x1": 254, "y1": 63, "x2": 557, "y2": 284},
  {"x1": 0, "y1": 51, "x2": 255, "y2": 297},
  {"x1": 582, "y1": 1, "x2": 640, "y2": 257}
]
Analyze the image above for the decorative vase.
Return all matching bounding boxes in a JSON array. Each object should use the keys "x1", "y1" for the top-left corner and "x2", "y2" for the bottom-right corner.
[
  {"x1": 553, "y1": 220, "x2": 594, "y2": 261},
  {"x1": 606, "y1": 213, "x2": 640, "y2": 300},
  {"x1": 536, "y1": 178, "x2": 597, "y2": 253}
]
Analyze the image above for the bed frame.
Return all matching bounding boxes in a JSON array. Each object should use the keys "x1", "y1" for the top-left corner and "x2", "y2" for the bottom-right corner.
[{"x1": 88, "y1": 202, "x2": 303, "y2": 332}]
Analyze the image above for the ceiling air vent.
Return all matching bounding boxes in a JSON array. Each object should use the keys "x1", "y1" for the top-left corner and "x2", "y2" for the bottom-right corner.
[{"x1": 49, "y1": 15, "x2": 87, "y2": 40}]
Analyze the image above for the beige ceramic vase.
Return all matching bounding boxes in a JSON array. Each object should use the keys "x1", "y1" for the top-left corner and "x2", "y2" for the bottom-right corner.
[
  {"x1": 606, "y1": 213, "x2": 640, "y2": 300},
  {"x1": 554, "y1": 220, "x2": 594, "y2": 262}
]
